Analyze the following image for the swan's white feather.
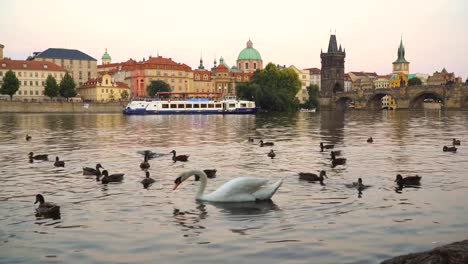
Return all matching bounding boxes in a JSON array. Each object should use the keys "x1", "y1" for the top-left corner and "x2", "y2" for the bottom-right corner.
[{"x1": 200, "y1": 177, "x2": 280, "y2": 202}]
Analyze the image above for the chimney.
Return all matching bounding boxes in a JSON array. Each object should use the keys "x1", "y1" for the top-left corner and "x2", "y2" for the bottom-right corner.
[{"x1": 0, "y1": 44, "x2": 4, "y2": 60}]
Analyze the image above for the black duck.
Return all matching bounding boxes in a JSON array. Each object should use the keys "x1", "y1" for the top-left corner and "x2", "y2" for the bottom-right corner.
[
  {"x1": 395, "y1": 174, "x2": 421, "y2": 186},
  {"x1": 259, "y1": 140, "x2": 274, "y2": 147},
  {"x1": 83, "y1": 163, "x2": 104, "y2": 176},
  {"x1": 141, "y1": 171, "x2": 155, "y2": 188},
  {"x1": 170, "y1": 150, "x2": 189, "y2": 162},
  {"x1": 28, "y1": 152, "x2": 48, "y2": 161},
  {"x1": 99, "y1": 170, "x2": 124, "y2": 184},
  {"x1": 35, "y1": 194, "x2": 60, "y2": 218},
  {"x1": 299, "y1": 170, "x2": 327, "y2": 185},
  {"x1": 443, "y1": 146, "x2": 457, "y2": 152},
  {"x1": 268, "y1": 150, "x2": 276, "y2": 159},
  {"x1": 54, "y1": 156, "x2": 65, "y2": 167}
]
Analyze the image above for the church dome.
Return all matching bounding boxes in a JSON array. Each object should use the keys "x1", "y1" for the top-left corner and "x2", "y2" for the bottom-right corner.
[
  {"x1": 237, "y1": 39, "x2": 262, "y2": 61},
  {"x1": 102, "y1": 49, "x2": 111, "y2": 60}
]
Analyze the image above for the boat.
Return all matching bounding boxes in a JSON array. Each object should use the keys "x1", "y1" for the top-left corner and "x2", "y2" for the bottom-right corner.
[
  {"x1": 423, "y1": 98, "x2": 442, "y2": 110},
  {"x1": 299, "y1": 108, "x2": 316, "y2": 113},
  {"x1": 123, "y1": 93, "x2": 258, "y2": 115}
]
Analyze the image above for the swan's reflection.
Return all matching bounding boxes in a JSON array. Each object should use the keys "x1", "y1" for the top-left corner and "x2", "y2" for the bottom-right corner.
[
  {"x1": 172, "y1": 203, "x2": 208, "y2": 238},
  {"x1": 205, "y1": 200, "x2": 280, "y2": 216}
]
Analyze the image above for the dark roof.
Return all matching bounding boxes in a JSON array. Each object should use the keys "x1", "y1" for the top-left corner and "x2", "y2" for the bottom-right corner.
[
  {"x1": 35, "y1": 48, "x2": 97, "y2": 61},
  {"x1": 328, "y1": 35, "x2": 338, "y2": 53}
]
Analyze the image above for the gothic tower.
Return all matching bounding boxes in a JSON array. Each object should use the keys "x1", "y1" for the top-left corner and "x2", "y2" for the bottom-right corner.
[{"x1": 320, "y1": 34, "x2": 346, "y2": 99}]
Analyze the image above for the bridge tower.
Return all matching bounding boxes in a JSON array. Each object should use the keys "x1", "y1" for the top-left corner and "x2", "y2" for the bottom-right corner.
[{"x1": 320, "y1": 34, "x2": 346, "y2": 109}]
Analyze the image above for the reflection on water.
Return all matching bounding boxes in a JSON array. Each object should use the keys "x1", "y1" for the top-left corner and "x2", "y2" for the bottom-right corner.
[{"x1": 0, "y1": 111, "x2": 468, "y2": 264}]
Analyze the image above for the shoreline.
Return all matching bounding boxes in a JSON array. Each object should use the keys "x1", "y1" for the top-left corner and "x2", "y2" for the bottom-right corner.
[{"x1": 0, "y1": 100, "x2": 127, "y2": 113}]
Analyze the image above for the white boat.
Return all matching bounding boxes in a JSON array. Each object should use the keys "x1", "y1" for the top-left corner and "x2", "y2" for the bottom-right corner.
[
  {"x1": 299, "y1": 108, "x2": 316, "y2": 113},
  {"x1": 123, "y1": 94, "x2": 258, "y2": 115}
]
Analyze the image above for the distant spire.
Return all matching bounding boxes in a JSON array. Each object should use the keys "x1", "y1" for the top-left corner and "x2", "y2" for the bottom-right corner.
[
  {"x1": 339, "y1": 44, "x2": 342, "y2": 52},
  {"x1": 198, "y1": 53, "x2": 204, "y2": 70},
  {"x1": 247, "y1": 39, "x2": 253, "y2": 48},
  {"x1": 327, "y1": 34, "x2": 338, "y2": 53}
]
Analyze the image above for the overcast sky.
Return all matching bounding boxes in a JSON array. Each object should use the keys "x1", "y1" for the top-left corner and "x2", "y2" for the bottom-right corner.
[{"x1": 1, "y1": 0, "x2": 467, "y2": 77}]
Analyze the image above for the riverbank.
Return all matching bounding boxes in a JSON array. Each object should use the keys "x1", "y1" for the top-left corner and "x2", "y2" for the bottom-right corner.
[
  {"x1": 0, "y1": 100, "x2": 127, "y2": 113},
  {"x1": 382, "y1": 239, "x2": 468, "y2": 264}
]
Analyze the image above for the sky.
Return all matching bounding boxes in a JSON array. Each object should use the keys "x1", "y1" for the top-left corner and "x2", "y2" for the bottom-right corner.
[{"x1": 1, "y1": 0, "x2": 467, "y2": 78}]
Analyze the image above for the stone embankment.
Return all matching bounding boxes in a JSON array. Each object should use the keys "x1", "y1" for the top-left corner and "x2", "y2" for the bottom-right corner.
[
  {"x1": 381, "y1": 239, "x2": 468, "y2": 264},
  {"x1": 0, "y1": 101, "x2": 128, "y2": 113}
]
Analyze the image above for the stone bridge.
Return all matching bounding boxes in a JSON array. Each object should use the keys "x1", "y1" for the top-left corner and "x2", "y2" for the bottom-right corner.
[{"x1": 320, "y1": 84, "x2": 468, "y2": 110}]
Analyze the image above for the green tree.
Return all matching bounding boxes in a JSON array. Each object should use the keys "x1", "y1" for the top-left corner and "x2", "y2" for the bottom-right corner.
[
  {"x1": 59, "y1": 72, "x2": 77, "y2": 100},
  {"x1": 109, "y1": 89, "x2": 115, "y2": 101},
  {"x1": 408, "y1": 77, "x2": 422, "y2": 86},
  {"x1": 303, "y1": 84, "x2": 320, "y2": 110},
  {"x1": 43, "y1": 75, "x2": 59, "y2": 99},
  {"x1": 147, "y1": 80, "x2": 171, "y2": 98},
  {"x1": 120, "y1": 90, "x2": 129, "y2": 100},
  {"x1": 0, "y1": 70, "x2": 20, "y2": 100},
  {"x1": 236, "y1": 63, "x2": 301, "y2": 112}
]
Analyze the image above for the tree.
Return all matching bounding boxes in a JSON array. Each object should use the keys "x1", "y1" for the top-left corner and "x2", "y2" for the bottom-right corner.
[
  {"x1": 236, "y1": 63, "x2": 301, "y2": 112},
  {"x1": 408, "y1": 77, "x2": 422, "y2": 86},
  {"x1": 109, "y1": 89, "x2": 115, "y2": 101},
  {"x1": 0, "y1": 70, "x2": 20, "y2": 100},
  {"x1": 44, "y1": 75, "x2": 59, "y2": 99},
  {"x1": 147, "y1": 80, "x2": 170, "y2": 98},
  {"x1": 59, "y1": 72, "x2": 77, "y2": 100},
  {"x1": 303, "y1": 84, "x2": 320, "y2": 110},
  {"x1": 120, "y1": 90, "x2": 129, "y2": 100}
]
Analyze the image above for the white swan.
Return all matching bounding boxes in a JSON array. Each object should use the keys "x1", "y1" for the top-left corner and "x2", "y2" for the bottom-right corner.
[{"x1": 173, "y1": 170, "x2": 283, "y2": 202}]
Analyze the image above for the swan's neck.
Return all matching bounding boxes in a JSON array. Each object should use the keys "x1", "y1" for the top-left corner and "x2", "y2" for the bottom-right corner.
[{"x1": 193, "y1": 170, "x2": 208, "y2": 199}]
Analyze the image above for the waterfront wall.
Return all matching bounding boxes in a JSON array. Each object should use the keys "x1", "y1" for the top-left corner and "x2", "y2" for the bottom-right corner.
[{"x1": 0, "y1": 101, "x2": 127, "y2": 113}]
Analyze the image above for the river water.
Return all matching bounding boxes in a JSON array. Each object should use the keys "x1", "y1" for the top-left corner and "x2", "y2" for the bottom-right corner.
[{"x1": 0, "y1": 111, "x2": 467, "y2": 264}]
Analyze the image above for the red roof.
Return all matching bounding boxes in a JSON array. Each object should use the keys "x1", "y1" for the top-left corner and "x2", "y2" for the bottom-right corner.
[
  {"x1": 215, "y1": 64, "x2": 229, "y2": 72},
  {"x1": 0, "y1": 59, "x2": 65, "y2": 71},
  {"x1": 350, "y1": 71, "x2": 378, "y2": 77},
  {"x1": 304, "y1": 67, "x2": 321, "y2": 74},
  {"x1": 77, "y1": 76, "x2": 129, "y2": 89}
]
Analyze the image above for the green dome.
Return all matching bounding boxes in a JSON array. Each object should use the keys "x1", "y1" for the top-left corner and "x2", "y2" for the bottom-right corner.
[
  {"x1": 237, "y1": 39, "x2": 262, "y2": 61},
  {"x1": 102, "y1": 49, "x2": 111, "y2": 60}
]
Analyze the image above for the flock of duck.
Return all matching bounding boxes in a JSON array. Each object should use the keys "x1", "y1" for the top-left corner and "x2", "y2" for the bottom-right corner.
[{"x1": 26, "y1": 133, "x2": 461, "y2": 219}]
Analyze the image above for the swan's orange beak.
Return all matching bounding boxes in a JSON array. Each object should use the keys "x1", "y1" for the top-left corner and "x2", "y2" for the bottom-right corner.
[{"x1": 173, "y1": 182, "x2": 181, "y2": 190}]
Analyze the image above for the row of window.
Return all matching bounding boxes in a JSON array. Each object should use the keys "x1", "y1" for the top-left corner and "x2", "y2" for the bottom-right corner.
[
  {"x1": 16, "y1": 90, "x2": 44, "y2": 96},
  {"x1": 238, "y1": 62, "x2": 258, "y2": 70},
  {"x1": 161, "y1": 103, "x2": 223, "y2": 109},
  {"x1": 0, "y1": 71, "x2": 64, "y2": 78},
  {"x1": 147, "y1": 70, "x2": 189, "y2": 77}
]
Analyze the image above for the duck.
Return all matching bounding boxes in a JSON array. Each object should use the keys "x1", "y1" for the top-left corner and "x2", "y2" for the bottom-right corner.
[
  {"x1": 320, "y1": 142, "x2": 334, "y2": 151},
  {"x1": 248, "y1": 137, "x2": 254, "y2": 142},
  {"x1": 453, "y1": 138, "x2": 461, "y2": 146},
  {"x1": 140, "y1": 153, "x2": 150, "y2": 170},
  {"x1": 195, "y1": 169, "x2": 217, "y2": 181},
  {"x1": 54, "y1": 156, "x2": 65, "y2": 167},
  {"x1": 26, "y1": 134, "x2": 32, "y2": 141},
  {"x1": 83, "y1": 163, "x2": 104, "y2": 176},
  {"x1": 28, "y1": 152, "x2": 48, "y2": 161},
  {"x1": 298, "y1": 170, "x2": 327, "y2": 185},
  {"x1": 268, "y1": 150, "x2": 276, "y2": 159},
  {"x1": 331, "y1": 152, "x2": 346, "y2": 167},
  {"x1": 34, "y1": 194, "x2": 60, "y2": 218},
  {"x1": 141, "y1": 171, "x2": 155, "y2": 188},
  {"x1": 99, "y1": 170, "x2": 124, "y2": 184},
  {"x1": 443, "y1": 146, "x2": 457, "y2": 152},
  {"x1": 173, "y1": 170, "x2": 283, "y2": 202},
  {"x1": 346, "y1": 178, "x2": 369, "y2": 191},
  {"x1": 170, "y1": 150, "x2": 189, "y2": 162},
  {"x1": 367, "y1": 137, "x2": 373, "y2": 143},
  {"x1": 259, "y1": 140, "x2": 274, "y2": 147},
  {"x1": 395, "y1": 174, "x2": 421, "y2": 186}
]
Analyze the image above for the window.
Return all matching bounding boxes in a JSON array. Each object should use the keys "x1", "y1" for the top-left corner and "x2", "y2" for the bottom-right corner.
[
  {"x1": 35, "y1": 90, "x2": 39, "y2": 95},
  {"x1": 30, "y1": 81, "x2": 33, "y2": 86},
  {"x1": 179, "y1": 79, "x2": 182, "y2": 83},
  {"x1": 203, "y1": 74, "x2": 208, "y2": 80},
  {"x1": 42, "y1": 81, "x2": 45, "y2": 86},
  {"x1": 102, "y1": 89, "x2": 104, "y2": 93},
  {"x1": 79, "y1": 71, "x2": 82, "y2": 80},
  {"x1": 208, "y1": 104, "x2": 214, "y2": 108},
  {"x1": 245, "y1": 62, "x2": 249, "y2": 69},
  {"x1": 17, "y1": 72, "x2": 21, "y2": 77},
  {"x1": 18, "y1": 90, "x2": 22, "y2": 95},
  {"x1": 30, "y1": 72, "x2": 33, "y2": 77},
  {"x1": 105, "y1": 79, "x2": 109, "y2": 85},
  {"x1": 88, "y1": 72, "x2": 91, "y2": 79},
  {"x1": 87, "y1": 61, "x2": 90, "y2": 68},
  {"x1": 193, "y1": 104, "x2": 200, "y2": 108},
  {"x1": 171, "y1": 79, "x2": 174, "y2": 83},
  {"x1": 30, "y1": 90, "x2": 33, "y2": 95},
  {"x1": 195, "y1": 74, "x2": 200, "y2": 80},
  {"x1": 170, "y1": 104, "x2": 177, "y2": 108},
  {"x1": 200, "y1": 104, "x2": 207, "y2": 108},
  {"x1": 254, "y1": 63, "x2": 257, "y2": 69},
  {"x1": 35, "y1": 81, "x2": 38, "y2": 86},
  {"x1": 179, "y1": 86, "x2": 182, "y2": 91},
  {"x1": 241, "y1": 103, "x2": 247, "y2": 108},
  {"x1": 185, "y1": 104, "x2": 192, "y2": 108},
  {"x1": 215, "y1": 103, "x2": 222, "y2": 108},
  {"x1": 162, "y1": 104, "x2": 169, "y2": 109},
  {"x1": 177, "y1": 104, "x2": 184, "y2": 109},
  {"x1": 106, "y1": 89, "x2": 108, "y2": 93}
]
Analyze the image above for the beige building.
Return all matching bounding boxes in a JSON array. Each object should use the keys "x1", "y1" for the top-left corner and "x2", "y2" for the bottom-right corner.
[
  {"x1": 0, "y1": 44, "x2": 4, "y2": 59},
  {"x1": 374, "y1": 75, "x2": 391, "y2": 89},
  {"x1": 304, "y1": 67, "x2": 321, "y2": 90},
  {"x1": 288, "y1": 65, "x2": 311, "y2": 103},
  {"x1": 31, "y1": 48, "x2": 97, "y2": 86},
  {"x1": 76, "y1": 73, "x2": 130, "y2": 102},
  {"x1": 0, "y1": 59, "x2": 66, "y2": 100}
]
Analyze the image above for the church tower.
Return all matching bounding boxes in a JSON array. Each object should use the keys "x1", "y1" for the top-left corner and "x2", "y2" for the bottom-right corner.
[
  {"x1": 392, "y1": 38, "x2": 409, "y2": 74},
  {"x1": 320, "y1": 34, "x2": 346, "y2": 98},
  {"x1": 102, "y1": 48, "x2": 111, "y2": 65}
]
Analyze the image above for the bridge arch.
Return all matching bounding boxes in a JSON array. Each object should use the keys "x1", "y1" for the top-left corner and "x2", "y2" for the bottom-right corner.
[
  {"x1": 410, "y1": 91, "x2": 444, "y2": 109},
  {"x1": 335, "y1": 96, "x2": 354, "y2": 110},
  {"x1": 366, "y1": 92, "x2": 398, "y2": 110}
]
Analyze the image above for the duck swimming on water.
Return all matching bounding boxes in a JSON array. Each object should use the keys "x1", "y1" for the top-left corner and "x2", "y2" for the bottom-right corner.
[
  {"x1": 34, "y1": 194, "x2": 60, "y2": 218},
  {"x1": 453, "y1": 138, "x2": 461, "y2": 146},
  {"x1": 28, "y1": 152, "x2": 48, "y2": 161},
  {"x1": 395, "y1": 174, "x2": 421, "y2": 186},
  {"x1": 170, "y1": 150, "x2": 189, "y2": 162},
  {"x1": 140, "y1": 153, "x2": 150, "y2": 170},
  {"x1": 141, "y1": 171, "x2": 155, "y2": 188},
  {"x1": 83, "y1": 163, "x2": 104, "y2": 176},
  {"x1": 99, "y1": 170, "x2": 124, "y2": 184},
  {"x1": 331, "y1": 152, "x2": 346, "y2": 167},
  {"x1": 443, "y1": 146, "x2": 457, "y2": 152},
  {"x1": 299, "y1": 170, "x2": 327, "y2": 185},
  {"x1": 268, "y1": 150, "x2": 276, "y2": 159},
  {"x1": 195, "y1": 169, "x2": 217, "y2": 181},
  {"x1": 367, "y1": 137, "x2": 373, "y2": 143},
  {"x1": 26, "y1": 134, "x2": 32, "y2": 141},
  {"x1": 54, "y1": 156, "x2": 65, "y2": 167},
  {"x1": 259, "y1": 140, "x2": 274, "y2": 147}
]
